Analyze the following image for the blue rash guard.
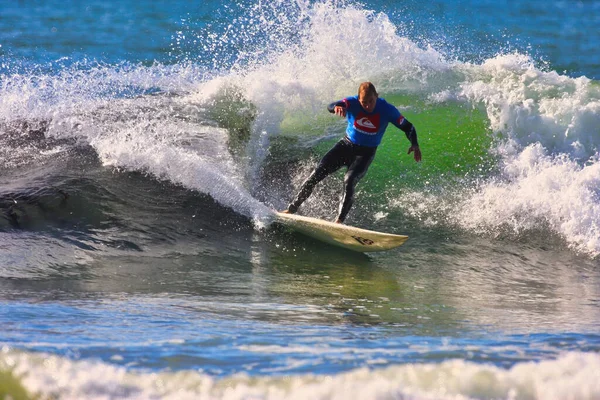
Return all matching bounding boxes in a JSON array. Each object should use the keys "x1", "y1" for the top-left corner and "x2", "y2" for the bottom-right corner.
[
  {"x1": 328, "y1": 96, "x2": 418, "y2": 148},
  {"x1": 341, "y1": 96, "x2": 403, "y2": 147}
]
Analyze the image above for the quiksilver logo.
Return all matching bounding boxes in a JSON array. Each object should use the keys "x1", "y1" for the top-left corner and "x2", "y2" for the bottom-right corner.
[
  {"x1": 352, "y1": 235, "x2": 374, "y2": 246},
  {"x1": 356, "y1": 117, "x2": 376, "y2": 130}
]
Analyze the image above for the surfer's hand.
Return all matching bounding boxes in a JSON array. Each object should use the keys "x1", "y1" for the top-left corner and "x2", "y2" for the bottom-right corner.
[
  {"x1": 408, "y1": 146, "x2": 422, "y2": 162},
  {"x1": 334, "y1": 106, "x2": 346, "y2": 117}
]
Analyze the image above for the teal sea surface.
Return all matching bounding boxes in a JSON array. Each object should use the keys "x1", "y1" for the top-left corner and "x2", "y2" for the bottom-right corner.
[{"x1": 1, "y1": 1, "x2": 599, "y2": 399}]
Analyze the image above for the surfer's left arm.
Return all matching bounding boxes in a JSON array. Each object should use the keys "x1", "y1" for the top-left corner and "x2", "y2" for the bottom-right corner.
[{"x1": 393, "y1": 117, "x2": 422, "y2": 162}]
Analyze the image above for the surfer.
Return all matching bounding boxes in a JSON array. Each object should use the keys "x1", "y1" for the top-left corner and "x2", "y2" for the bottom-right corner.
[{"x1": 282, "y1": 82, "x2": 421, "y2": 223}]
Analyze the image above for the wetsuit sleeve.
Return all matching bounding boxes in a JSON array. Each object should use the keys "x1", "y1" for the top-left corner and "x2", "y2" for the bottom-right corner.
[
  {"x1": 392, "y1": 116, "x2": 419, "y2": 147},
  {"x1": 327, "y1": 99, "x2": 348, "y2": 113}
]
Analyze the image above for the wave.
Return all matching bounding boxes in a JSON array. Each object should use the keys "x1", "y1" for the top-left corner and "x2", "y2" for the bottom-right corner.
[
  {"x1": 408, "y1": 54, "x2": 600, "y2": 257},
  {"x1": 2, "y1": 347, "x2": 599, "y2": 400},
  {"x1": 0, "y1": 1, "x2": 598, "y2": 255}
]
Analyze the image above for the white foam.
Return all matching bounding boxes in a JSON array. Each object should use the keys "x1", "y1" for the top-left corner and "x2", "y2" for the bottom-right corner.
[
  {"x1": 433, "y1": 53, "x2": 600, "y2": 256},
  {"x1": 0, "y1": 63, "x2": 271, "y2": 219},
  {"x1": 455, "y1": 145, "x2": 600, "y2": 254},
  {"x1": 458, "y1": 53, "x2": 599, "y2": 160},
  {"x1": 2, "y1": 347, "x2": 599, "y2": 400}
]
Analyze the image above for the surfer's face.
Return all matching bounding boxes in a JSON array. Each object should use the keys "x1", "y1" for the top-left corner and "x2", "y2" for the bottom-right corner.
[{"x1": 359, "y1": 94, "x2": 377, "y2": 112}]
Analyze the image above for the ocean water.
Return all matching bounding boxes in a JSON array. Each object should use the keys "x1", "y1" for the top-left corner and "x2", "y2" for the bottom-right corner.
[{"x1": 1, "y1": 1, "x2": 599, "y2": 399}]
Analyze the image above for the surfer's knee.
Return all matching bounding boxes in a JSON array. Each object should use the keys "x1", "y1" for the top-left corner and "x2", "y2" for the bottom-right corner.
[
  {"x1": 313, "y1": 165, "x2": 332, "y2": 182},
  {"x1": 343, "y1": 173, "x2": 361, "y2": 193}
]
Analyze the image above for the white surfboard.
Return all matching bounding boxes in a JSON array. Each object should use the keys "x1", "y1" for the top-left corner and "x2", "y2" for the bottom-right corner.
[{"x1": 275, "y1": 212, "x2": 408, "y2": 252}]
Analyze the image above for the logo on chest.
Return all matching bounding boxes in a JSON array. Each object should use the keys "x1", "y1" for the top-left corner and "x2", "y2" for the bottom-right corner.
[{"x1": 354, "y1": 113, "x2": 380, "y2": 135}]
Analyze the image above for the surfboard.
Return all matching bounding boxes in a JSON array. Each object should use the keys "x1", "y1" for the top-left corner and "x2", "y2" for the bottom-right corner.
[{"x1": 274, "y1": 212, "x2": 408, "y2": 252}]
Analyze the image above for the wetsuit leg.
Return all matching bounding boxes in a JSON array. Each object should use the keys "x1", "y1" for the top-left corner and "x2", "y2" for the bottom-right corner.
[
  {"x1": 336, "y1": 152, "x2": 375, "y2": 222},
  {"x1": 287, "y1": 139, "x2": 351, "y2": 213}
]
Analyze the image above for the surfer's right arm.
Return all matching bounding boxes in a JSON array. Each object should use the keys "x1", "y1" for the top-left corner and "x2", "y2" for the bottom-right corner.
[{"x1": 327, "y1": 100, "x2": 347, "y2": 117}]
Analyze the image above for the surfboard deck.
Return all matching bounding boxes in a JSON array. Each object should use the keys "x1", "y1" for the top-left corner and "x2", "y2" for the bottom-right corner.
[{"x1": 274, "y1": 212, "x2": 408, "y2": 252}]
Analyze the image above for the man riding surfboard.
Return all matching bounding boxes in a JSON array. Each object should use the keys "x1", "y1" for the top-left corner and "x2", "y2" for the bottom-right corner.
[{"x1": 282, "y1": 82, "x2": 421, "y2": 223}]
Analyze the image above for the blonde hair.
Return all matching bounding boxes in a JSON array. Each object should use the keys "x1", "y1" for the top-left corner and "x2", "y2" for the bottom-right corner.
[{"x1": 358, "y1": 82, "x2": 378, "y2": 99}]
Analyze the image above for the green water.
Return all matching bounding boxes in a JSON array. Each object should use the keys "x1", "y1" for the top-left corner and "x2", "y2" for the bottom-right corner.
[{"x1": 277, "y1": 94, "x2": 495, "y2": 196}]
